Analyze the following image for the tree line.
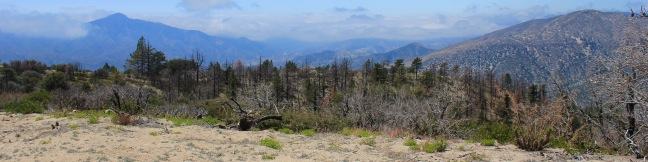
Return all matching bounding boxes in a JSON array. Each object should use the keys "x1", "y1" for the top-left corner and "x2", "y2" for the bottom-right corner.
[{"x1": 0, "y1": 34, "x2": 646, "y2": 157}]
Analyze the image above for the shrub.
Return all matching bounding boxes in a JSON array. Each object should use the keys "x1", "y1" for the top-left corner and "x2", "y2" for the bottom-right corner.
[
  {"x1": 547, "y1": 136, "x2": 598, "y2": 155},
  {"x1": 340, "y1": 127, "x2": 354, "y2": 136},
  {"x1": 422, "y1": 139, "x2": 448, "y2": 153},
  {"x1": 69, "y1": 124, "x2": 79, "y2": 130},
  {"x1": 404, "y1": 138, "x2": 418, "y2": 147},
  {"x1": 404, "y1": 138, "x2": 418, "y2": 150},
  {"x1": 112, "y1": 113, "x2": 134, "y2": 125},
  {"x1": 201, "y1": 116, "x2": 222, "y2": 126},
  {"x1": 300, "y1": 129, "x2": 316, "y2": 137},
  {"x1": 282, "y1": 111, "x2": 348, "y2": 132},
  {"x1": 4, "y1": 100, "x2": 44, "y2": 114},
  {"x1": 166, "y1": 116, "x2": 222, "y2": 127},
  {"x1": 356, "y1": 129, "x2": 375, "y2": 138},
  {"x1": 260, "y1": 138, "x2": 281, "y2": 150},
  {"x1": 471, "y1": 122, "x2": 513, "y2": 144},
  {"x1": 480, "y1": 139, "x2": 496, "y2": 146},
  {"x1": 361, "y1": 137, "x2": 376, "y2": 146},
  {"x1": 26, "y1": 90, "x2": 51, "y2": 103},
  {"x1": 42, "y1": 72, "x2": 69, "y2": 91},
  {"x1": 340, "y1": 127, "x2": 377, "y2": 138},
  {"x1": 277, "y1": 128, "x2": 294, "y2": 134},
  {"x1": 88, "y1": 115, "x2": 99, "y2": 124},
  {"x1": 515, "y1": 126, "x2": 551, "y2": 151},
  {"x1": 261, "y1": 154, "x2": 275, "y2": 160}
]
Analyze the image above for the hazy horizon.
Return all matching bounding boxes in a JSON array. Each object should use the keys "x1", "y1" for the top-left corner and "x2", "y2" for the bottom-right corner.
[{"x1": 0, "y1": 0, "x2": 642, "y2": 42}]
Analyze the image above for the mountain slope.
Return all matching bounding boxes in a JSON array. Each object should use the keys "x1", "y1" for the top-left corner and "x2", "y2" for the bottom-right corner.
[
  {"x1": 422, "y1": 10, "x2": 646, "y2": 83},
  {"x1": 361, "y1": 42, "x2": 434, "y2": 63},
  {"x1": 294, "y1": 42, "x2": 434, "y2": 67},
  {"x1": 0, "y1": 13, "x2": 273, "y2": 68}
]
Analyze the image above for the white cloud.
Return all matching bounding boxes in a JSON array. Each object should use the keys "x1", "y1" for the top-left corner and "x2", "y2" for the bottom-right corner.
[
  {"x1": 178, "y1": 0, "x2": 239, "y2": 12},
  {"x1": 0, "y1": 10, "x2": 95, "y2": 39},
  {"x1": 334, "y1": 7, "x2": 367, "y2": 12},
  {"x1": 149, "y1": 4, "x2": 557, "y2": 42}
]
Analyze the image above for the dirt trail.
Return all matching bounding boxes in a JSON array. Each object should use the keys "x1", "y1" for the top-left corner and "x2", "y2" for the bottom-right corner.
[{"x1": 0, "y1": 112, "x2": 634, "y2": 162}]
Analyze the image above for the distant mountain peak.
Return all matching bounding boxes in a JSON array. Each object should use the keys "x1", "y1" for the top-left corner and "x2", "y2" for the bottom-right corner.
[
  {"x1": 403, "y1": 42, "x2": 425, "y2": 48},
  {"x1": 563, "y1": 9, "x2": 609, "y2": 18},
  {"x1": 89, "y1": 13, "x2": 133, "y2": 25},
  {"x1": 105, "y1": 13, "x2": 129, "y2": 20}
]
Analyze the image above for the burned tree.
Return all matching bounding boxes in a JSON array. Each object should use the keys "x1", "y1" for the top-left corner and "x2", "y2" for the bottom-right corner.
[{"x1": 225, "y1": 98, "x2": 282, "y2": 131}]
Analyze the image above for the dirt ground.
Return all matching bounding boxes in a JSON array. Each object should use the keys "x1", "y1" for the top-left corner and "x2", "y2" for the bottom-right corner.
[{"x1": 0, "y1": 112, "x2": 636, "y2": 162}]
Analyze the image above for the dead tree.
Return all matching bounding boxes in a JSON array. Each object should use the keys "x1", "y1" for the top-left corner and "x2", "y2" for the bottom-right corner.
[
  {"x1": 589, "y1": 20, "x2": 648, "y2": 158},
  {"x1": 225, "y1": 98, "x2": 282, "y2": 131},
  {"x1": 109, "y1": 85, "x2": 151, "y2": 125}
]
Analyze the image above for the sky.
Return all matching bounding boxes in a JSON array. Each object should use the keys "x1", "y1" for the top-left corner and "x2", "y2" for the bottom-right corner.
[{"x1": 0, "y1": 0, "x2": 643, "y2": 42}]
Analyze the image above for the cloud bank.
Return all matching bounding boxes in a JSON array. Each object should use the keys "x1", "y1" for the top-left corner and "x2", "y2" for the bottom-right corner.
[
  {"x1": 154, "y1": 4, "x2": 555, "y2": 42},
  {"x1": 178, "y1": 0, "x2": 239, "y2": 12},
  {"x1": 0, "y1": 10, "x2": 93, "y2": 39},
  {"x1": 334, "y1": 7, "x2": 367, "y2": 12}
]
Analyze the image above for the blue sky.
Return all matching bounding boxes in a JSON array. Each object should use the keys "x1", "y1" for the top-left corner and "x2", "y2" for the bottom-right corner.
[{"x1": 0, "y1": 0, "x2": 642, "y2": 41}]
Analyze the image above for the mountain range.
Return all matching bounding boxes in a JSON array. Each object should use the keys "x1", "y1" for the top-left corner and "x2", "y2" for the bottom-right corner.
[
  {"x1": 293, "y1": 42, "x2": 435, "y2": 67},
  {"x1": 422, "y1": 10, "x2": 646, "y2": 85},
  {"x1": 0, "y1": 13, "x2": 275, "y2": 68},
  {"x1": 1, "y1": 9, "x2": 643, "y2": 87},
  {"x1": 0, "y1": 13, "x2": 463, "y2": 69}
]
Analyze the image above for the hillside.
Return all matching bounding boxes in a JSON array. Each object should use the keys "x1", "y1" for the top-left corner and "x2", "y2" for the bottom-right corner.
[
  {"x1": 422, "y1": 10, "x2": 646, "y2": 84},
  {"x1": 294, "y1": 42, "x2": 434, "y2": 67}
]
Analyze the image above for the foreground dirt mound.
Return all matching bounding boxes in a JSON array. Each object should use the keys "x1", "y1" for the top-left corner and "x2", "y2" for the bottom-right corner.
[{"x1": 0, "y1": 113, "x2": 634, "y2": 162}]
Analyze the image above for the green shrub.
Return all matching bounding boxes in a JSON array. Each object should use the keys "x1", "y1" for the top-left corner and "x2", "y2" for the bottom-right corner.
[
  {"x1": 404, "y1": 138, "x2": 417, "y2": 147},
  {"x1": 166, "y1": 116, "x2": 222, "y2": 127},
  {"x1": 356, "y1": 130, "x2": 375, "y2": 138},
  {"x1": 201, "y1": 116, "x2": 222, "y2": 126},
  {"x1": 4, "y1": 100, "x2": 44, "y2": 114},
  {"x1": 471, "y1": 122, "x2": 513, "y2": 144},
  {"x1": 422, "y1": 139, "x2": 448, "y2": 153},
  {"x1": 340, "y1": 127, "x2": 377, "y2": 138},
  {"x1": 282, "y1": 111, "x2": 348, "y2": 132},
  {"x1": 547, "y1": 137, "x2": 598, "y2": 155},
  {"x1": 548, "y1": 137, "x2": 570, "y2": 149},
  {"x1": 361, "y1": 137, "x2": 376, "y2": 146},
  {"x1": 88, "y1": 115, "x2": 99, "y2": 124},
  {"x1": 261, "y1": 154, "x2": 275, "y2": 160},
  {"x1": 404, "y1": 138, "x2": 418, "y2": 150},
  {"x1": 340, "y1": 127, "x2": 354, "y2": 136},
  {"x1": 167, "y1": 117, "x2": 195, "y2": 126},
  {"x1": 42, "y1": 72, "x2": 69, "y2": 91},
  {"x1": 26, "y1": 90, "x2": 51, "y2": 103},
  {"x1": 260, "y1": 138, "x2": 282, "y2": 150},
  {"x1": 277, "y1": 128, "x2": 294, "y2": 134},
  {"x1": 480, "y1": 139, "x2": 496, "y2": 146},
  {"x1": 300, "y1": 129, "x2": 316, "y2": 137}
]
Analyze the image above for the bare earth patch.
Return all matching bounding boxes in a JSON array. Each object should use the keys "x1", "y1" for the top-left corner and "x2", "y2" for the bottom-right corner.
[{"x1": 0, "y1": 112, "x2": 634, "y2": 162}]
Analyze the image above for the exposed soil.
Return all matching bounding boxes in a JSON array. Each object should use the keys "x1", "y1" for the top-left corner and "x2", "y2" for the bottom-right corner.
[{"x1": 0, "y1": 112, "x2": 636, "y2": 162}]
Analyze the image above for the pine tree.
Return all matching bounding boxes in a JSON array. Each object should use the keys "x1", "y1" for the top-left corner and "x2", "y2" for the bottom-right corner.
[
  {"x1": 410, "y1": 57, "x2": 423, "y2": 79},
  {"x1": 208, "y1": 62, "x2": 223, "y2": 98},
  {"x1": 392, "y1": 59, "x2": 407, "y2": 86},
  {"x1": 126, "y1": 36, "x2": 166, "y2": 83},
  {"x1": 271, "y1": 68, "x2": 285, "y2": 103}
]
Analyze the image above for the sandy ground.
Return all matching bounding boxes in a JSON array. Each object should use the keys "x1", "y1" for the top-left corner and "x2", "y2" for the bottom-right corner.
[{"x1": 0, "y1": 112, "x2": 637, "y2": 162}]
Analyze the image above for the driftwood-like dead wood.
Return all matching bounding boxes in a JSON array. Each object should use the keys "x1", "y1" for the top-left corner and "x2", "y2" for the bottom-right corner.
[{"x1": 225, "y1": 98, "x2": 282, "y2": 131}]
